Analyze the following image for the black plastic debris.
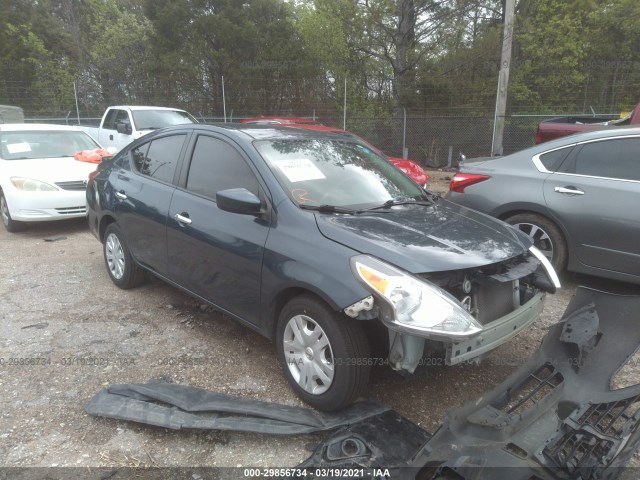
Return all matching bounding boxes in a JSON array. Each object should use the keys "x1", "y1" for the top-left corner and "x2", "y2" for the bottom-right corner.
[
  {"x1": 305, "y1": 287, "x2": 640, "y2": 480},
  {"x1": 86, "y1": 288, "x2": 640, "y2": 480},
  {"x1": 85, "y1": 381, "x2": 390, "y2": 435},
  {"x1": 43, "y1": 236, "x2": 67, "y2": 242}
]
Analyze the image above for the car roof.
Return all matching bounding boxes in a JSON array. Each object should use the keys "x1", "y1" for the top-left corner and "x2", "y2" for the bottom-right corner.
[
  {"x1": 111, "y1": 106, "x2": 189, "y2": 112},
  {"x1": 165, "y1": 122, "x2": 365, "y2": 142},
  {"x1": 239, "y1": 116, "x2": 320, "y2": 125},
  {"x1": 539, "y1": 125, "x2": 640, "y2": 149},
  {"x1": 0, "y1": 123, "x2": 84, "y2": 132}
]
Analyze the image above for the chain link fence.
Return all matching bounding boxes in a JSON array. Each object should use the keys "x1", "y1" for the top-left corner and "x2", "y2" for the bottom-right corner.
[
  {"x1": 6, "y1": 79, "x2": 624, "y2": 168},
  {"x1": 18, "y1": 110, "x2": 613, "y2": 167}
]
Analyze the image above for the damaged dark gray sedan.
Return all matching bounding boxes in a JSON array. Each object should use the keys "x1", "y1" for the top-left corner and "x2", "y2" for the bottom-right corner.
[{"x1": 86, "y1": 124, "x2": 560, "y2": 411}]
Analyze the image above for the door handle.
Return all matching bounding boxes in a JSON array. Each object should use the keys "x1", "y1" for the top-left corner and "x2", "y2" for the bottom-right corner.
[
  {"x1": 114, "y1": 191, "x2": 127, "y2": 200},
  {"x1": 174, "y1": 213, "x2": 192, "y2": 225},
  {"x1": 109, "y1": 134, "x2": 114, "y2": 141},
  {"x1": 554, "y1": 186, "x2": 584, "y2": 195}
]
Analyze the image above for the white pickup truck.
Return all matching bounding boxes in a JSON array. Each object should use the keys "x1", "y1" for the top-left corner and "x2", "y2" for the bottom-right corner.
[{"x1": 80, "y1": 106, "x2": 198, "y2": 152}]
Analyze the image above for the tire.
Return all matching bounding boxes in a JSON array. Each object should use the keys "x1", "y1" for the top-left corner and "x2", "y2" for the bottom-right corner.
[
  {"x1": 1, "y1": 191, "x2": 26, "y2": 232},
  {"x1": 103, "y1": 223, "x2": 145, "y2": 289},
  {"x1": 276, "y1": 295, "x2": 371, "y2": 411},
  {"x1": 505, "y1": 213, "x2": 568, "y2": 272}
]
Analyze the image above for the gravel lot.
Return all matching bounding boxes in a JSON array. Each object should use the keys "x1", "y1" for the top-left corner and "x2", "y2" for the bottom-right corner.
[{"x1": 1, "y1": 169, "x2": 639, "y2": 475}]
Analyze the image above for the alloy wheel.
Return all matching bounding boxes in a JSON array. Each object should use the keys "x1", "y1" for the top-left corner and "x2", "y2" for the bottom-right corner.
[{"x1": 513, "y1": 222, "x2": 553, "y2": 260}]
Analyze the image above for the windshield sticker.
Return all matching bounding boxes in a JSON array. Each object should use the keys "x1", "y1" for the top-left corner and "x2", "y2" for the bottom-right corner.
[
  {"x1": 6, "y1": 142, "x2": 32, "y2": 154},
  {"x1": 275, "y1": 159, "x2": 326, "y2": 183}
]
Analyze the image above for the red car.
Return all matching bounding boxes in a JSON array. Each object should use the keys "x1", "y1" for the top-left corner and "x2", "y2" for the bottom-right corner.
[{"x1": 240, "y1": 117, "x2": 429, "y2": 187}]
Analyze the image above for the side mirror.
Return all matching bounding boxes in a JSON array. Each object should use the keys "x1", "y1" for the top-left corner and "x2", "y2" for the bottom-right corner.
[
  {"x1": 116, "y1": 122, "x2": 132, "y2": 135},
  {"x1": 216, "y1": 188, "x2": 262, "y2": 215}
]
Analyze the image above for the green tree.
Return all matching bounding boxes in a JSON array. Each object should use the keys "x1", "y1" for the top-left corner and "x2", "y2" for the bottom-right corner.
[
  {"x1": 0, "y1": 0, "x2": 76, "y2": 115},
  {"x1": 509, "y1": 0, "x2": 594, "y2": 111}
]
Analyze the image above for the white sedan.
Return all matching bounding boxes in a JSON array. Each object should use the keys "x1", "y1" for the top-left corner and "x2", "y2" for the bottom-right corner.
[{"x1": 0, "y1": 124, "x2": 104, "y2": 232}]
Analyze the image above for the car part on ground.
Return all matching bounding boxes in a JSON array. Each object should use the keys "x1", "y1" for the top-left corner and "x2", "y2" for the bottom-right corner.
[
  {"x1": 87, "y1": 124, "x2": 558, "y2": 410},
  {"x1": 85, "y1": 381, "x2": 390, "y2": 435},
  {"x1": 447, "y1": 127, "x2": 640, "y2": 285},
  {"x1": 86, "y1": 288, "x2": 640, "y2": 479}
]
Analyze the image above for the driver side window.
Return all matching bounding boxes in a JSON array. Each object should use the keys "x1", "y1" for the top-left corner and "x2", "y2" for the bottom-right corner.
[{"x1": 186, "y1": 135, "x2": 259, "y2": 200}]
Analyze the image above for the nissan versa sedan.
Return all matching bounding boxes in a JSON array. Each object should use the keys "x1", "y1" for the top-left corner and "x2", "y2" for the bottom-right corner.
[
  {"x1": 86, "y1": 124, "x2": 560, "y2": 411},
  {"x1": 0, "y1": 124, "x2": 103, "y2": 232},
  {"x1": 448, "y1": 127, "x2": 640, "y2": 285}
]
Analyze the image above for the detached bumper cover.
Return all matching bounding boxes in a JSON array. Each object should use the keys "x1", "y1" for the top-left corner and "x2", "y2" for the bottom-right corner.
[
  {"x1": 86, "y1": 288, "x2": 640, "y2": 479},
  {"x1": 303, "y1": 287, "x2": 640, "y2": 479},
  {"x1": 446, "y1": 291, "x2": 545, "y2": 365}
]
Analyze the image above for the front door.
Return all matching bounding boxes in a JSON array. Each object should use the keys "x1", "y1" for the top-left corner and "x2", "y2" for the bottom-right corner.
[{"x1": 167, "y1": 134, "x2": 270, "y2": 326}]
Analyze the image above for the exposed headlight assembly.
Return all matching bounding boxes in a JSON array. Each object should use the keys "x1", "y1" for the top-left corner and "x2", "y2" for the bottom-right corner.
[
  {"x1": 10, "y1": 177, "x2": 58, "y2": 192},
  {"x1": 350, "y1": 255, "x2": 482, "y2": 339}
]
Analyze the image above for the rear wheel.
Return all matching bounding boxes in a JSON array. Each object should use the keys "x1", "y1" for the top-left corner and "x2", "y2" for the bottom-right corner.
[
  {"x1": 276, "y1": 295, "x2": 370, "y2": 411},
  {"x1": 103, "y1": 223, "x2": 146, "y2": 289},
  {"x1": 505, "y1": 213, "x2": 567, "y2": 272},
  {"x1": 1, "y1": 191, "x2": 26, "y2": 232}
]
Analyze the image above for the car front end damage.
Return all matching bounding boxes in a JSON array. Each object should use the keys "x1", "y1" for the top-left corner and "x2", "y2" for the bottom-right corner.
[
  {"x1": 299, "y1": 287, "x2": 640, "y2": 479},
  {"x1": 344, "y1": 246, "x2": 560, "y2": 374},
  {"x1": 86, "y1": 287, "x2": 640, "y2": 479}
]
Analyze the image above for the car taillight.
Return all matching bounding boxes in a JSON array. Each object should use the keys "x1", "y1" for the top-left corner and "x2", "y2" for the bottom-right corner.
[
  {"x1": 449, "y1": 173, "x2": 490, "y2": 193},
  {"x1": 536, "y1": 127, "x2": 542, "y2": 144}
]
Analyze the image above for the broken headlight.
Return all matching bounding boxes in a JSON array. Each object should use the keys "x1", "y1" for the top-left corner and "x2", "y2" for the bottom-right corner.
[{"x1": 350, "y1": 255, "x2": 482, "y2": 339}]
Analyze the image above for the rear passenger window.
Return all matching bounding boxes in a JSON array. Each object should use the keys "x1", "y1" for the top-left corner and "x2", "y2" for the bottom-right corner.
[
  {"x1": 131, "y1": 134, "x2": 185, "y2": 184},
  {"x1": 539, "y1": 146, "x2": 572, "y2": 171},
  {"x1": 186, "y1": 136, "x2": 259, "y2": 199},
  {"x1": 573, "y1": 138, "x2": 640, "y2": 181}
]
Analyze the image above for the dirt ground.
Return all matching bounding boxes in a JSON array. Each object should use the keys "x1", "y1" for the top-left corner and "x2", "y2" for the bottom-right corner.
[{"x1": 1, "y1": 168, "x2": 639, "y2": 476}]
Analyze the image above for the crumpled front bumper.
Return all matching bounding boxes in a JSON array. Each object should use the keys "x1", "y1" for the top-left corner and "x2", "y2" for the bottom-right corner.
[{"x1": 445, "y1": 291, "x2": 545, "y2": 365}]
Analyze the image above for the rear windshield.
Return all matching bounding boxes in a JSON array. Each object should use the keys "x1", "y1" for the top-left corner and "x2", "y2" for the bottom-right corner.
[
  {"x1": 0, "y1": 130, "x2": 99, "y2": 160},
  {"x1": 255, "y1": 139, "x2": 425, "y2": 208}
]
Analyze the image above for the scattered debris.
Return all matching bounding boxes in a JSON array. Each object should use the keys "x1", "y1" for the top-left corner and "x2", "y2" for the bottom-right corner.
[
  {"x1": 86, "y1": 287, "x2": 640, "y2": 479},
  {"x1": 20, "y1": 322, "x2": 49, "y2": 329}
]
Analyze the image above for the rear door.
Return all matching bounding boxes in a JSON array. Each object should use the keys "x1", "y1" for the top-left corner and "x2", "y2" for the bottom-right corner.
[
  {"x1": 167, "y1": 133, "x2": 271, "y2": 326},
  {"x1": 110, "y1": 132, "x2": 188, "y2": 275},
  {"x1": 542, "y1": 135, "x2": 640, "y2": 276}
]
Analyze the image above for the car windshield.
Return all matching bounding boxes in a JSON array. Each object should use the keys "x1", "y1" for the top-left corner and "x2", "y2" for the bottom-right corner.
[
  {"x1": 0, "y1": 130, "x2": 100, "y2": 160},
  {"x1": 132, "y1": 110, "x2": 197, "y2": 130},
  {"x1": 256, "y1": 138, "x2": 425, "y2": 208}
]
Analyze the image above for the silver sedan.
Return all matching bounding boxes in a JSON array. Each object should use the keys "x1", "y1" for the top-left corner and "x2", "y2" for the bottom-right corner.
[{"x1": 447, "y1": 127, "x2": 640, "y2": 285}]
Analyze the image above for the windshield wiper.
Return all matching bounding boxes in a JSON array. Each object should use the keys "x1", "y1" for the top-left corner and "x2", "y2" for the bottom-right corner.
[
  {"x1": 299, "y1": 204, "x2": 361, "y2": 214},
  {"x1": 365, "y1": 197, "x2": 435, "y2": 211},
  {"x1": 299, "y1": 204, "x2": 396, "y2": 215}
]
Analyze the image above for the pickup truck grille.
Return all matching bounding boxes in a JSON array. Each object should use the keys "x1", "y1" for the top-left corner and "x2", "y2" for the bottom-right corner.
[{"x1": 55, "y1": 181, "x2": 87, "y2": 191}]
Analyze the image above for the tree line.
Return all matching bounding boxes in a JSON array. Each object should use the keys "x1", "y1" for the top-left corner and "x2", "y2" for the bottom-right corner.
[{"x1": 1, "y1": 0, "x2": 639, "y2": 120}]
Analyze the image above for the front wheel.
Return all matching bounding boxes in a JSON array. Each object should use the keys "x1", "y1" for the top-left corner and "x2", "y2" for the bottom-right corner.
[
  {"x1": 1, "y1": 192, "x2": 26, "y2": 232},
  {"x1": 103, "y1": 223, "x2": 145, "y2": 289},
  {"x1": 276, "y1": 295, "x2": 371, "y2": 411},
  {"x1": 505, "y1": 213, "x2": 568, "y2": 272}
]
